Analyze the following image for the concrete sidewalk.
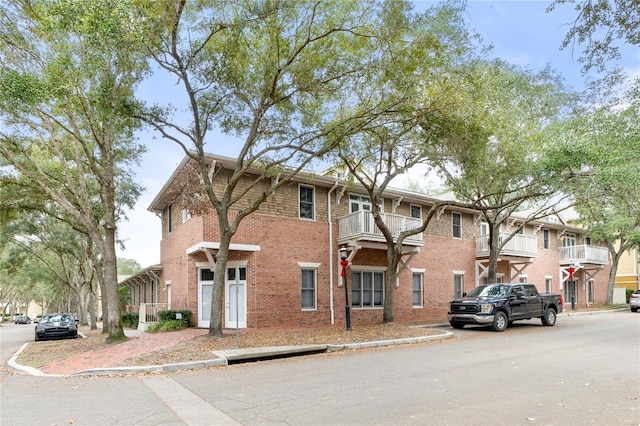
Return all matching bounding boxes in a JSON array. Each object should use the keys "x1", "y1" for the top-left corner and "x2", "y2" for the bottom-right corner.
[{"x1": 7, "y1": 326, "x2": 454, "y2": 377}]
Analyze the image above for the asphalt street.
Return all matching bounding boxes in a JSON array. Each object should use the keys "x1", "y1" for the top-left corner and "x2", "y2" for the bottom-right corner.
[{"x1": 1, "y1": 311, "x2": 638, "y2": 425}]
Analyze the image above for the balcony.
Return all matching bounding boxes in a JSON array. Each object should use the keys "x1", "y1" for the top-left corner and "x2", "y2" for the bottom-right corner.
[
  {"x1": 559, "y1": 245, "x2": 609, "y2": 265},
  {"x1": 337, "y1": 211, "x2": 423, "y2": 246},
  {"x1": 475, "y1": 233, "x2": 538, "y2": 258}
]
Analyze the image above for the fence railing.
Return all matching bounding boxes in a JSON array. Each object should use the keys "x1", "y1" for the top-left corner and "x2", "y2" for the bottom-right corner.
[
  {"x1": 138, "y1": 303, "x2": 169, "y2": 327},
  {"x1": 338, "y1": 211, "x2": 423, "y2": 244},
  {"x1": 476, "y1": 233, "x2": 538, "y2": 257},
  {"x1": 559, "y1": 245, "x2": 609, "y2": 265}
]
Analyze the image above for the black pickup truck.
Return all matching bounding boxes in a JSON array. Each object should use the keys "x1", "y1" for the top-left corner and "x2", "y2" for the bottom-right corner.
[{"x1": 448, "y1": 283, "x2": 563, "y2": 332}]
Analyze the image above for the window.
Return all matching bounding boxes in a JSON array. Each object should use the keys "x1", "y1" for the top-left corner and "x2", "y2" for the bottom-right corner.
[
  {"x1": 167, "y1": 204, "x2": 173, "y2": 233},
  {"x1": 519, "y1": 275, "x2": 527, "y2": 283},
  {"x1": 480, "y1": 221, "x2": 489, "y2": 236},
  {"x1": 350, "y1": 194, "x2": 371, "y2": 213},
  {"x1": 587, "y1": 280, "x2": 594, "y2": 304},
  {"x1": 301, "y1": 269, "x2": 316, "y2": 310},
  {"x1": 182, "y1": 208, "x2": 191, "y2": 223},
  {"x1": 545, "y1": 278, "x2": 552, "y2": 293},
  {"x1": 351, "y1": 271, "x2": 384, "y2": 308},
  {"x1": 410, "y1": 204, "x2": 422, "y2": 219},
  {"x1": 543, "y1": 229, "x2": 550, "y2": 250},
  {"x1": 412, "y1": 273, "x2": 423, "y2": 307},
  {"x1": 454, "y1": 274, "x2": 464, "y2": 299},
  {"x1": 452, "y1": 212, "x2": 462, "y2": 239},
  {"x1": 299, "y1": 185, "x2": 315, "y2": 220}
]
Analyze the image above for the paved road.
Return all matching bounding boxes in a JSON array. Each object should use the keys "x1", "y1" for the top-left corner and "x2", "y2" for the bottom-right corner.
[{"x1": 1, "y1": 312, "x2": 638, "y2": 425}]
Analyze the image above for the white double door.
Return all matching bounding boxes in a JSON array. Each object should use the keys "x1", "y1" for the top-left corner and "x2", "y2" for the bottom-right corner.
[{"x1": 198, "y1": 262, "x2": 247, "y2": 329}]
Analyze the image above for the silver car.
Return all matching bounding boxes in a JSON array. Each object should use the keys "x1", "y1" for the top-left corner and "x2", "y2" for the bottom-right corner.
[{"x1": 630, "y1": 290, "x2": 640, "y2": 312}]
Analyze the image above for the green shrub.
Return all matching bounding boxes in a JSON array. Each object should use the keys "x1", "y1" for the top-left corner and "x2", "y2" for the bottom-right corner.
[
  {"x1": 148, "y1": 319, "x2": 186, "y2": 332},
  {"x1": 122, "y1": 312, "x2": 139, "y2": 328},
  {"x1": 626, "y1": 288, "x2": 634, "y2": 303},
  {"x1": 157, "y1": 309, "x2": 192, "y2": 327},
  {"x1": 146, "y1": 310, "x2": 192, "y2": 333}
]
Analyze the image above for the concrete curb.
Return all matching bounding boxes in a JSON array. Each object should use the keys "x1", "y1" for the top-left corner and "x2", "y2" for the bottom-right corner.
[{"x1": 8, "y1": 329, "x2": 453, "y2": 377}]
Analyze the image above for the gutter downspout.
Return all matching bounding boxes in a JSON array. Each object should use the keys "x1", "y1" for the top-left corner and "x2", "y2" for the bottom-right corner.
[{"x1": 328, "y1": 181, "x2": 339, "y2": 325}]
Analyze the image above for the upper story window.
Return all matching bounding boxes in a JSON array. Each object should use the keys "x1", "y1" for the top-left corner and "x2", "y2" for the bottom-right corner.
[
  {"x1": 480, "y1": 220, "x2": 489, "y2": 236},
  {"x1": 350, "y1": 194, "x2": 371, "y2": 213},
  {"x1": 543, "y1": 229, "x2": 550, "y2": 250},
  {"x1": 299, "y1": 185, "x2": 315, "y2": 220},
  {"x1": 410, "y1": 204, "x2": 421, "y2": 219},
  {"x1": 563, "y1": 233, "x2": 576, "y2": 247},
  {"x1": 167, "y1": 204, "x2": 173, "y2": 233},
  {"x1": 182, "y1": 208, "x2": 191, "y2": 223},
  {"x1": 452, "y1": 212, "x2": 462, "y2": 239}
]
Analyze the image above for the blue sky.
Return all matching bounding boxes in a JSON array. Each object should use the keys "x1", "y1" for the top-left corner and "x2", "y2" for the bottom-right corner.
[{"x1": 117, "y1": 1, "x2": 640, "y2": 268}]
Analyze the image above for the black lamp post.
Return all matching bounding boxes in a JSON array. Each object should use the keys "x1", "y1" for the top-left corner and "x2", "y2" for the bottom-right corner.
[{"x1": 339, "y1": 247, "x2": 352, "y2": 331}]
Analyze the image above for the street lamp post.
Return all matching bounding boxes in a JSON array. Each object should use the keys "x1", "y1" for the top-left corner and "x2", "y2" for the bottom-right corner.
[{"x1": 339, "y1": 247, "x2": 352, "y2": 331}]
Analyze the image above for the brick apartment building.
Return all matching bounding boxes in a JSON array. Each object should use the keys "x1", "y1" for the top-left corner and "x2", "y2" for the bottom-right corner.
[{"x1": 122, "y1": 153, "x2": 611, "y2": 330}]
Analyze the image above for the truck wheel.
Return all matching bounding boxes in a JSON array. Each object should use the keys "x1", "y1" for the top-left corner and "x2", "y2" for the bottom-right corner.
[
  {"x1": 450, "y1": 321, "x2": 465, "y2": 329},
  {"x1": 541, "y1": 308, "x2": 557, "y2": 326},
  {"x1": 492, "y1": 311, "x2": 508, "y2": 332}
]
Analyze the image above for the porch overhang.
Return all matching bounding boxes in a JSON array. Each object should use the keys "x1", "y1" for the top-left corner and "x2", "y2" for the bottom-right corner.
[
  {"x1": 119, "y1": 264, "x2": 163, "y2": 287},
  {"x1": 187, "y1": 241, "x2": 261, "y2": 269},
  {"x1": 186, "y1": 241, "x2": 262, "y2": 255}
]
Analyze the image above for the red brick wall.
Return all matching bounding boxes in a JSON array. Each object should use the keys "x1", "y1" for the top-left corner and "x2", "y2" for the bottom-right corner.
[{"x1": 155, "y1": 167, "x2": 612, "y2": 328}]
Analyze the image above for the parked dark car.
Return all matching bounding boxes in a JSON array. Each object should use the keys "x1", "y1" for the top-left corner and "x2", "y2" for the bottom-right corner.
[
  {"x1": 14, "y1": 315, "x2": 31, "y2": 324},
  {"x1": 34, "y1": 313, "x2": 78, "y2": 341},
  {"x1": 448, "y1": 283, "x2": 563, "y2": 332}
]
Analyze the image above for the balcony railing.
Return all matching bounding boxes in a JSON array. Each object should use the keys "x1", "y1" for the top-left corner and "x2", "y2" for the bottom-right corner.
[
  {"x1": 337, "y1": 211, "x2": 423, "y2": 246},
  {"x1": 559, "y1": 245, "x2": 609, "y2": 265},
  {"x1": 138, "y1": 303, "x2": 169, "y2": 331},
  {"x1": 476, "y1": 233, "x2": 538, "y2": 258}
]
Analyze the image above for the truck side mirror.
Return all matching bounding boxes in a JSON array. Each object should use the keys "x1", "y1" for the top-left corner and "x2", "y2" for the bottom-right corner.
[{"x1": 516, "y1": 291, "x2": 525, "y2": 300}]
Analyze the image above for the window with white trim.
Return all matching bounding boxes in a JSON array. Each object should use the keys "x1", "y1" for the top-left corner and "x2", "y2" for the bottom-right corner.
[
  {"x1": 301, "y1": 269, "x2": 316, "y2": 310},
  {"x1": 299, "y1": 185, "x2": 315, "y2": 220},
  {"x1": 454, "y1": 274, "x2": 464, "y2": 299},
  {"x1": 351, "y1": 270, "x2": 384, "y2": 308},
  {"x1": 412, "y1": 273, "x2": 423, "y2": 307},
  {"x1": 587, "y1": 280, "x2": 594, "y2": 304},
  {"x1": 452, "y1": 212, "x2": 462, "y2": 239},
  {"x1": 350, "y1": 194, "x2": 371, "y2": 213},
  {"x1": 182, "y1": 208, "x2": 191, "y2": 223},
  {"x1": 410, "y1": 204, "x2": 421, "y2": 219},
  {"x1": 545, "y1": 277, "x2": 552, "y2": 293},
  {"x1": 543, "y1": 229, "x2": 550, "y2": 250}
]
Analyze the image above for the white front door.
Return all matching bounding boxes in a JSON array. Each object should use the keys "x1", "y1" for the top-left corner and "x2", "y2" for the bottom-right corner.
[
  {"x1": 225, "y1": 266, "x2": 247, "y2": 329},
  {"x1": 198, "y1": 268, "x2": 214, "y2": 328}
]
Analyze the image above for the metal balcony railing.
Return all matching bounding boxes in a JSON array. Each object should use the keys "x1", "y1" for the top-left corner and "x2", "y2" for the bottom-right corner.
[{"x1": 338, "y1": 211, "x2": 423, "y2": 245}]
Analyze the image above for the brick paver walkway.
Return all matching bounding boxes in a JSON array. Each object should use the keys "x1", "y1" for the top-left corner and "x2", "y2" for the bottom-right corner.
[{"x1": 40, "y1": 328, "x2": 208, "y2": 375}]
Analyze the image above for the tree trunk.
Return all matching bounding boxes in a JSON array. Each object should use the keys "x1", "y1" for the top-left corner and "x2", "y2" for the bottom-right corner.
[
  {"x1": 208, "y1": 229, "x2": 233, "y2": 337},
  {"x1": 383, "y1": 241, "x2": 404, "y2": 324},
  {"x1": 606, "y1": 252, "x2": 622, "y2": 305},
  {"x1": 487, "y1": 222, "x2": 500, "y2": 282}
]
